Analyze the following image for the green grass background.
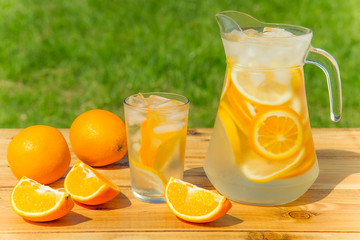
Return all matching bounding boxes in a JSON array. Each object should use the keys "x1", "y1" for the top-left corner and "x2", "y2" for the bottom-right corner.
[{"x1": 0, "y1": 0, "x2": 357, "y2": 128}]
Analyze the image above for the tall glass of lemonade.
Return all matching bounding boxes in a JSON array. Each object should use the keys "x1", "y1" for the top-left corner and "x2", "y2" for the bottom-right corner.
[{"x1": 124, "y1": 92, "x2": 189, "y2": 203}]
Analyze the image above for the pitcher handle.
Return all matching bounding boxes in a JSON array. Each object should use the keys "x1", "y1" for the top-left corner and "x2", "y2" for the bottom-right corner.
[{"x1": 305, "y1": 47, "x2": 342, "y2": 122}]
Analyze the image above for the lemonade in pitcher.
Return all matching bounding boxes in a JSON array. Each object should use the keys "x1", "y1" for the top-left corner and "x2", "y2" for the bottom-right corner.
[{"x1": 204, "y1": 12, "x2": 341, "y2": 205}]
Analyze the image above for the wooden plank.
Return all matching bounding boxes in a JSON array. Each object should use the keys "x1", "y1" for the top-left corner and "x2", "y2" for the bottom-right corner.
[
  {"x1": 1, "y1": 232, "x2": 360, "y2": 240},
  {"x1": 1, "y1": 188, "x2": 360, "y2": 232},
  {"x1": 2, "y1": 128, "x2": 360, "y2": 189},
  {"x1": 1, "y1": 128, "x2": 360, "y2": 239}
]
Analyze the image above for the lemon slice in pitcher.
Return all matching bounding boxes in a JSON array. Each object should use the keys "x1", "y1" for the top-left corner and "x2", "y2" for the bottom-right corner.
[
  {"x1": 231, "y1": 68, "x2": 293, "y2": 105},
  {"x1": 242, "y1": 148, "x2": 305, "y2": 183}
]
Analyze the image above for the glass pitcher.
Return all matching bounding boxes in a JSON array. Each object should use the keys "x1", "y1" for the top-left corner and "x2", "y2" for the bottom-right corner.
[{"x1": 204, "y1": 11, "x2": 342, "y2": 205}]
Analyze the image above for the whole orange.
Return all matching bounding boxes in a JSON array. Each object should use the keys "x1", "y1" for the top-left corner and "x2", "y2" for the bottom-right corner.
[
  {"x1": 7, "y1": 125, "x2": 71, "y2": 184},
  {"x1": 69, "y1": 109, "x2": 128, "y2": 167}
]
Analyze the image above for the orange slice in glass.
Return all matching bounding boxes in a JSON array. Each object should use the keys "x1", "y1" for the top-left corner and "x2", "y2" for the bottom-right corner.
[
  {"x1": 139, "y1": 114, "x2": 185, "y2": 169},
  {"x1": 165, "y1": 177, "x2": 232, "y2": 223},
  {"x1": 64, "y1": 160, "x2": 121, "y2": 205},
  {"x1": 11, "y1": 176, "x2": 74, "y2": 222},
  {"x1": 129, "y1": 156, "x2": 167, "y2": 196},
  {"x1": 249, "y1": 106, "x2": 303, "y2": 160}
]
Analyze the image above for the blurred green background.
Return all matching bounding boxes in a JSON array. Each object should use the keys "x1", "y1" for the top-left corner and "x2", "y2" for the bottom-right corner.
[{"x1": 0, "y1": 0, "x2": 357, "y2": 128}]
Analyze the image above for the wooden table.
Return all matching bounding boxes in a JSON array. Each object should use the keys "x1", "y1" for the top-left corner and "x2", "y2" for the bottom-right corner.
[{"x1": 1, "y1": 128, "x2": 360, "y2": 239}]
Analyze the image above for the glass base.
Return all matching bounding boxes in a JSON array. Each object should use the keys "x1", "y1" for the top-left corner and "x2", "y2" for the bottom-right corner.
[{"x1": 132, "y1": 189, "x2": 165, "y2": 203}]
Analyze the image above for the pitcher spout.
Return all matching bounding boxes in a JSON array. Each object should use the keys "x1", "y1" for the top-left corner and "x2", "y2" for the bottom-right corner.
[{"x1": 215, "y1": 11, "x2": 264, "y2": 36}]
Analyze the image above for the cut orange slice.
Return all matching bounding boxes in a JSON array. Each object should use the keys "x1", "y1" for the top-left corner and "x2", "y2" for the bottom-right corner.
[
  {"x1": 231, "y1": 67, "x2": 294, "y2": 105},
  {"x1": 154, "y1": 130, "x2": 186, "y2": 171},
  {"x1": 242, "y1": 149, "x2": 305, "y2": 183},
  {"x1": 279, "y1": 134, "x2": 316, "y2": 179},
  {"x1": 226, "y1": 81, "x2": 253, "y2": 125},
  {"x1": 220, "y1": 57, "x2": 232, "y2": 100},
  {"x1": 218, "y1": 105, "x2": 243, "y2": 164},
  {"x1": 139, "y1": 115, "x2": 185, "y2": 169},
  {"x1": 165, "y1": 177, "x2": 232, "y2": 223},
  {"x1": 11, "y1": 176, "x2": 74, "y2": 222},
  {"x1": 64, "y1": 160, "x2": 120, "y2": 205},
  {"x1": 218, "y1": 93, "x2": 250, "y2": 136},
  {"x1": 249, "y1": 107, "x2": 303, "y2": 160}
]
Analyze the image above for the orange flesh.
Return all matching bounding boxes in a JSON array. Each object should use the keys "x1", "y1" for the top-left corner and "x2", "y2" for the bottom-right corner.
[
  {"x1": 257, "y1": 115, "x2": 300, "y2": 155},
  {"x1": 166, "y1": 182, "x2": 220, "y2": 216},
  {"x1": 12, "y1": 181, "x2": 58, "y2": 212},
  {"x1": 65, "y1": 162, "x2": 118, "y2": 198},
  {"x1": 66, "y1": 166, "x2": 103, "y2": 197}
]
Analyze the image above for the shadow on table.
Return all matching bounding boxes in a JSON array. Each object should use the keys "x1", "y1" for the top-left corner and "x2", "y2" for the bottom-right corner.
[
  {"x1": 97, "y1": 155, "x2": 129, "y2": 170},
  {"x1": 25, "y1": 211, "x2": 92, "y2": 227},
  {"x1": 183, "y1": 167, "x2": 214, "y2": 190},
  {"x1": 75, "y1": 192, "x2": 132, "y2": 210},
  {"x1": 178, "y1": 214, "x2": 243, "y2": 228},
  {"x1": 282, "y1": 149, "x2": 360, "y2": 207},
  {"x1": 183, "y1": 167, "x2": 243, "y2": 227}
]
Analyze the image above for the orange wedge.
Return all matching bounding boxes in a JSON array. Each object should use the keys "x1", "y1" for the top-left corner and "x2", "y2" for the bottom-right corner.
[
  {"x1": 64, "y1": 160, "x2": 120, "y2": 205},
  {"x1": 249, "y1": 106, "x2": 303, "y2": 160},
  {"x1": 165, "y1": 177, "x2": 232, "y2": 223},
  {"x1": 11, "y1": 176, "x2": 74, "y2": 222}
]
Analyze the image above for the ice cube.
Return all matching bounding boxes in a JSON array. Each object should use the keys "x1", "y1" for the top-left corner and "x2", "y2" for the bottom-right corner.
[
  {"x1": 153, "y1": 121, "x2": 185, "y2": 134},
  {"x1": 125, "y1": 108, "x2": 146, "y2": 125},
  {"x1": 244, "y1": 28, "x2": 260, "y2": 37},
  {"x1": 165, "y1": 111, "x2": 188, "y2": 121},
  {"x1": 130, "y1": 129, "x2": 142, "y2": 142},
  {"x1": 152, "y1": 100, "x2": 183, "y2": 110},
  {"x1": 274, "y1": 69, "x2": 291, "y2": 85},
  {"x1": 224, "y1": 29, "x2": 244, "y2": 40},
  {"x1": 132, "y1": 142, "x2": 141, "y2": 152},
  {"x1": 147, "y1": 94, "x2": 169, "y2": 104},
  {"x1": 127, "y1": 93, "x2": 145, "y2": 107},
  {"x1": 263, "y1": 27, "x2": 294, "y2": 38},
  {"x1": 249, "y1": 72, "x2": 266, "y2": 87}
]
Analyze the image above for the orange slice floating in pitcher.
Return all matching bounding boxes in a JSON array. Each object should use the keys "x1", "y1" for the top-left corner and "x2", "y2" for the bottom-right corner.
[
  {"x1": 231, "y1": 67, "x2": 293, "y2": 105},
  {"x1": 242, "y1": 148, "x2": 305, "y2": 183},
  {"x1": 217, "y1": 104, "x2": 243, "y2": 164},
  {"x1": 249, "y1": 106, "x2": 303, "y2": 160},
  {"x1": 226, "y1": 81, "x2": 254, "y2": 125}
]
